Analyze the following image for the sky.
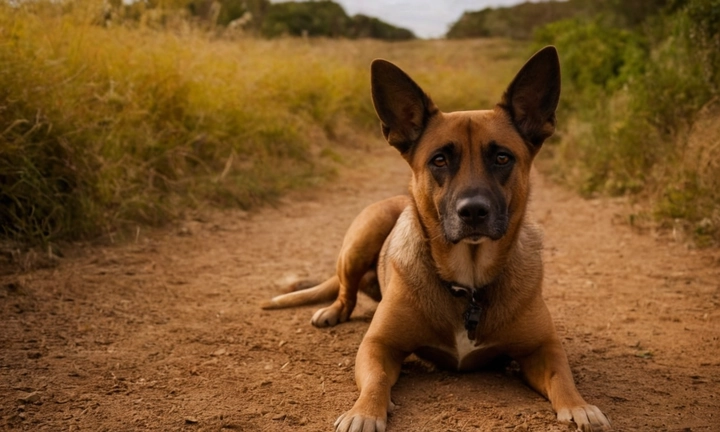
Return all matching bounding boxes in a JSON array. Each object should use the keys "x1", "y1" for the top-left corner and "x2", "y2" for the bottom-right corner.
[{"x1": 332, "y1": 0, "x2": 539, "y2": 39}]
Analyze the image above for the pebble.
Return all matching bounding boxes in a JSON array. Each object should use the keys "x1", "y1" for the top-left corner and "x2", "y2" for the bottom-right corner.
[{"x1": 17, "y1": 391, "x2": 41, "y2": 404}]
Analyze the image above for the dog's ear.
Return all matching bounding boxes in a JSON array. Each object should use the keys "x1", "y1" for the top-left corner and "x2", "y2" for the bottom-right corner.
[
  {"x1": 371, "y1": 59, "x2": 437, "y2": 155},
  {"x1": 499, "y1": 46, "x2": 561, "y2": 151}
]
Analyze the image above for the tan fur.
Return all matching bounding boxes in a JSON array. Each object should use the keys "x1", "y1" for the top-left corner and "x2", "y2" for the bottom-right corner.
[{"x1": 263, "y1": 47, "x2": 610, "y2": 432}]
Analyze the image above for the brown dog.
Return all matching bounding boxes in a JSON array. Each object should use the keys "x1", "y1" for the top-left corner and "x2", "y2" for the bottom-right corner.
[{"x1": 262, "y1": 46, "x2": 610, "y2": 432}]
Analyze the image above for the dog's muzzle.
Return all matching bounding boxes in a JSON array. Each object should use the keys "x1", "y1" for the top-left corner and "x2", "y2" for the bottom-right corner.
[{"x1": 443, "y1": 194, "x2": 508, "y2": 243}]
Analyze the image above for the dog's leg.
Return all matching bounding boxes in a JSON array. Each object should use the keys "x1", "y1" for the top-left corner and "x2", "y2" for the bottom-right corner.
[
  {"x1": 311, "y1": 196, "x2": 409, "y2": 328},
  {"x1": 311, "y1": 267, "x2": 369, "y2": 327},
  {"x1": 310, "y1": 278, "x2": 358, "y2": 327},
  {"x1": 517, "y1": 336, "x2": 611, "y2": 431},
  {"x1": 311, "y1": 269, "x2": 381, "y2": 328},
  {"x1": 358, "y1": 269, "x2": 381, "y2": 302},
  {"x1": 334, "y1": 337, "x2": 404, "y2": 432}
]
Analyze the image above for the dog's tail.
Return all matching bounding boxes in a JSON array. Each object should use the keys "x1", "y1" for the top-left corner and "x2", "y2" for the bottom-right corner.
[{"x1": 260, "y1": 276, "x2": 339, "y2": 310}]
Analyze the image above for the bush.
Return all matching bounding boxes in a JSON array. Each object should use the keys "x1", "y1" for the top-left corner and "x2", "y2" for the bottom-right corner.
[
  {"x1": 534, "y1": 19, "x2": 648, "y2": 105},
  {"x1": 535, "y1": 0, "x2": 720, "y2": 244},
  {"x1": 349, "y1": 14, "x2": 415, "y2": 41},
  {"x1": 447, "y1": 0, "x2": 593, "y2": 40},
  {"x1": 261, "y1": 0, "x2": 349, "y2": 38},
  {"x1": 260, "y1": 0, "x2": 414, "y2": 40}
]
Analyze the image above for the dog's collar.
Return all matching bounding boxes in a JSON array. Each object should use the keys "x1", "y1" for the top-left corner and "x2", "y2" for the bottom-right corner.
[{"x1": 443, "y1": 280, "x2": 490, "y2": 341}]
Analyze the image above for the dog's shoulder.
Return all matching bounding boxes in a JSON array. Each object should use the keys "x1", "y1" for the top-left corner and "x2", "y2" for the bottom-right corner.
[
  {"x1": 517, "y1": 218, "x2": 544, "y2": 256},
  {"x1": 382, "y1": 204, "x2": 438, "y2": 290},
  {"x1": 505, "y1": 218, "x2": 544, "y2": 286},
  {"x1": 386, "y1": 205, "x2": 429, "y2": 269}
]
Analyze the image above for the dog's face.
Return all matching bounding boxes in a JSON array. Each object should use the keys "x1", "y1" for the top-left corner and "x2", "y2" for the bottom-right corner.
[{"x1": 371, "y1": 47, "x2": 560, "y2": 245}]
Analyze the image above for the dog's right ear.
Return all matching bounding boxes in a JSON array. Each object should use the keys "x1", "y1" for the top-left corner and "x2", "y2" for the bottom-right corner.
[
  {"x1": 498, "y1": 46, "x2": 561, "y2": 151},
  {"x1": 371, "y1": 59, "x2": 437, "y2": 155}
]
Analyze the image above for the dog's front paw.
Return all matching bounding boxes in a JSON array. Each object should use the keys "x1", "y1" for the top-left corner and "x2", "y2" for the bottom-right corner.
[
  {"x1": 311, "y1": 299, "x2": 352, "y2": 327},
  {"x1": 334, "y1": 410, "x2": 386, "y2": 432},
  {"x1": 557, "y1": 404, "x2": 610, "y2": 431}
]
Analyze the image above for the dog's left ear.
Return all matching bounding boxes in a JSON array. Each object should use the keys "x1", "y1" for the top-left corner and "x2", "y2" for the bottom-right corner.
[{"x1": 499, "y1": 46, "x2": 561, "y2": 151}]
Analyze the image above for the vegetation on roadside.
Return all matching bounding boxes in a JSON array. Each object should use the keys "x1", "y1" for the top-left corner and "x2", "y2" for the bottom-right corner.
[
  {"x1": 528, "y1": 0, "x2": 720, "y2": 245},
  {"x1": 9, "y1": 0, "x2": 716, "y2": 248},
  {"x1": 446, "y1": 0, "x2": 719, "y2": 245},
  {"x1": 0, "y1": 0, "x2": 522, "y2": 245}
]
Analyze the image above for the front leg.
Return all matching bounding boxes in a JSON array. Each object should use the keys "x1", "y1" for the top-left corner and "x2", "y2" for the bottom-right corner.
[
  {"x1": 517, "y1": 337, "x2": 611, "y2": 431},
  {"x1": 335, "y1": 337, "x2": 406, "y2": 432}
]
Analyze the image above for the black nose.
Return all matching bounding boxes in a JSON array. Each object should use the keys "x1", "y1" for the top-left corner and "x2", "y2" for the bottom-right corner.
[{"x1": 456, "y1": 196, "x2": 491, "y2": 226}]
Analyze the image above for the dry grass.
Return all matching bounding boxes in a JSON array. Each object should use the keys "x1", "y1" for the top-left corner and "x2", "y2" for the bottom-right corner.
[{"x1": 0, "y1": 2, "x2": 526, "y2": 244}]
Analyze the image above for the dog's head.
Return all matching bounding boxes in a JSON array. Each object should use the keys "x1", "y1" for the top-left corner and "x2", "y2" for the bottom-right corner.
[{"x1": 371, "y1": 47, "x2": 560, "y2": 245}]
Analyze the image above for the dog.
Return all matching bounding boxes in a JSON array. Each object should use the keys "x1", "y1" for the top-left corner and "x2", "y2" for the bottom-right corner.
[{"x1": 262, "y1": 46, "x2": 610, "y2": 432}]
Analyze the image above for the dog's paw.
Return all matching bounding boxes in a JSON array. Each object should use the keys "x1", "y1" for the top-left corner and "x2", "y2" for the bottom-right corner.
[
  {"x1": 311, "y1": 300, "x2": 351, "y2": 327},
  {"x1": 311, "y1": 305, "x2": 346, "y2": 327},
  {"x1": 334, "y1": 411, "x2": 386, "y2": 432},
  {"x1": 557, "y1": 404, "x2": 611, "y2": 431}
]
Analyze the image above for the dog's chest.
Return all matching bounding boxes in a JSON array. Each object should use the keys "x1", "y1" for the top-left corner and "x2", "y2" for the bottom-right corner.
[
  {"x1": 455, "y1": 330, "x2": 480, "y2": 359},
  {"x1": 415, "y1": 329, "x2": 497, "y2": 372},
  {"x1": 454, "y1": 330, "x2": 498, "y2": 370}
]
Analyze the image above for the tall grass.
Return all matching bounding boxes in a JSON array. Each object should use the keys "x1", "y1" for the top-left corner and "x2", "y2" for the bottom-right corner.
[{"x1": 0, "y1": 2, "x2": 525, "y2": 244}]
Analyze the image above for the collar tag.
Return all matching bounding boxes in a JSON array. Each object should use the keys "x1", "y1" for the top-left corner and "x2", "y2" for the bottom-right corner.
[
  {"x1": 464, "y1": 303, "x2": 482, "y2": 340},
  {"x1": 445, "y1": 281, "x2": 485, "y2": 341}
]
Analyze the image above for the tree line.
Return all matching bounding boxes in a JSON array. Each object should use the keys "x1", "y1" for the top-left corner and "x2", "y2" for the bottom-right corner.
[
  {"x1": 111, "y1": 0, "x2": 415, "y2": 40},
  {"x1": 446, "y1": 0, "x2": 669, "y2": 40}
]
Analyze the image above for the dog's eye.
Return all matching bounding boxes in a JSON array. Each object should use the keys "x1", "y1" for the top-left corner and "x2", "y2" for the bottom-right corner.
[
  {"x1": 431, "y1": 154, "x2": 447, "y2": 168},
  {"x1": 495, "y1": 153, "x2": 511, "y2": 166}
]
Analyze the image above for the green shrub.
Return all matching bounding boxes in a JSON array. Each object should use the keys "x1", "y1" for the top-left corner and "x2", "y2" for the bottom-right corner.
[
  {"x1": 683, "y1": 0, "x2": 720, "y2": 90},
  {"x1": 349, "y1": 14, "x2": 415, "y2": 41},
  {"x1": 261, "y1": 0, "x2": 350, "y2": 38},
  {"x1": 259, "y1": 0, "x2": 414, "y2": 40},
  {"x1": 535, "y1": 0, "x2": 720, "y2": 244},
  {"x1": 534, "y1": 19, "x2": 648, "y2": 107},
  {"x1": 447, "y1": 0, "x2": 595, "y2": 40}
]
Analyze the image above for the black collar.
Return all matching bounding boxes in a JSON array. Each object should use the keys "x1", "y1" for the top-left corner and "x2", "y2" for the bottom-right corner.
[{"x1": 442, "y1": 280, "x2": 490, "y2": 341}]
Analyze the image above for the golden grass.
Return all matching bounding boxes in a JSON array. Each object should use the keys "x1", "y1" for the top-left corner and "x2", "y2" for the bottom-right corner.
[{"x1": 0, "y1": 2, "x2": 526, "y2": 244}]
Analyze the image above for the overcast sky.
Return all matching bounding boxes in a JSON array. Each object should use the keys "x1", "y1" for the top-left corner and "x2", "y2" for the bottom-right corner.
[{"x1": 332, "y1": 0, "x2": 539, "y2": 39}]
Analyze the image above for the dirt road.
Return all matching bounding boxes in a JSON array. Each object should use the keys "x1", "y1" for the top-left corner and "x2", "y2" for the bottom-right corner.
[{"x1": 2, "y1": 144, "x2": 719, "y2": 431}]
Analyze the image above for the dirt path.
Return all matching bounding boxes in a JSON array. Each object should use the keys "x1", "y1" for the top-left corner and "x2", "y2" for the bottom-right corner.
[{"x1": 2, "y1": 144, "x2": 719, "y2": 432}]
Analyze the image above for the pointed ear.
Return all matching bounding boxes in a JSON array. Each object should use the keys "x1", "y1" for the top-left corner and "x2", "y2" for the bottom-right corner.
[
  {"x1": 371, "y1": 59, "x2": 438, "y2": 154},
  {"x1": 499, "y1": 46, "x2": 561, "y2": 150}
]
